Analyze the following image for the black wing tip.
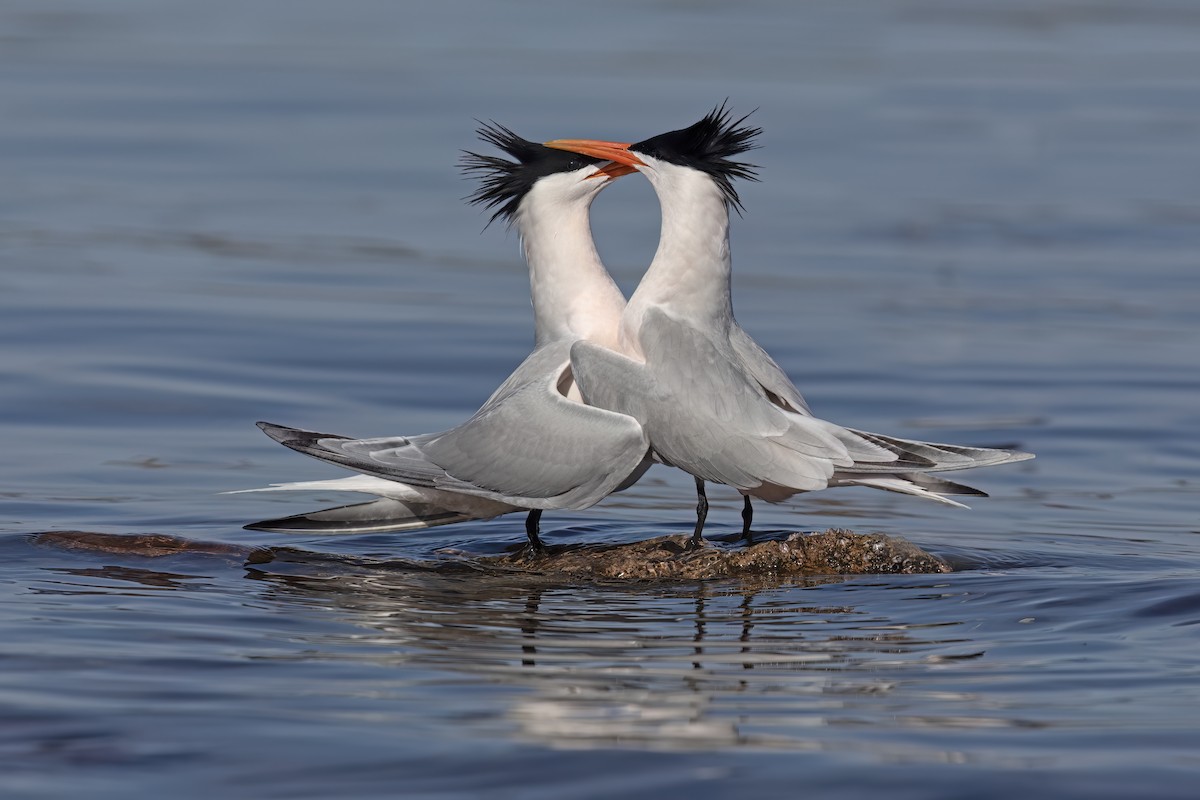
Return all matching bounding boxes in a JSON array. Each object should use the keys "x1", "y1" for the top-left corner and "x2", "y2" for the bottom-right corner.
[
  {"x1": 243, "y1": 515, "x2": 356, "y2": 534},
  {"x1": 256, "y1": 421, "x2": 350, "y2": 450},
  {"x1": 243, "y1": 500, "x2": 469, "y2": 534},
  {"x1": 936, "y1": 480, "x2": 990, "y2": 498}
]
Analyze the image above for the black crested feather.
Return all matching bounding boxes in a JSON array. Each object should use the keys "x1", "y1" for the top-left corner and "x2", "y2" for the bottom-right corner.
[
  {"x1": 460, "y1": 121, "x2": 603, "y2": 227},
  {"x1": 632, "y1": 102, "x2": 761, "y2": 213}
]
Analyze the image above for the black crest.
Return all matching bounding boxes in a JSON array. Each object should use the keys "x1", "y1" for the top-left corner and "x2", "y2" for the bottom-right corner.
[
  {"x1": 632, "y1": 103, "x2": 760, "y2": 213},
  {"x1": 461, "y1": 122, "x2": 602, "y2": 227}
]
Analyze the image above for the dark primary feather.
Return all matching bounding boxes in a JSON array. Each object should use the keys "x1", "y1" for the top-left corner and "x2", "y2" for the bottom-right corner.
[
  {"x1": 244, "y1": 498, "x2": 473, "y2": 534},
  {"x1": 460, "y1": 121, "x2": 602, "y2": 226},
  {"x1": 632, "y1": 102, "x2": 761, "y2": 213}
]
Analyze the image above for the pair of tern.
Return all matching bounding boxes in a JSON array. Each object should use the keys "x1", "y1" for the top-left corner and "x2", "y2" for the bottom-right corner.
[{"x1": 241, "y1": 105, "x2": 1033, "y2": 550}]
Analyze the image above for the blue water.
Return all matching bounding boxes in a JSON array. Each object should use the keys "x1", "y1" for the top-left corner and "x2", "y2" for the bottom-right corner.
[{"x1": 3, "y1": 2, "x2": 1199, "y2": 798}]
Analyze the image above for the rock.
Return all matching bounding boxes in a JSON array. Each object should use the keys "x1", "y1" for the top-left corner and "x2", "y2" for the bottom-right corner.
[
  {"x1": 482, "y1": 529, "x2": 951, "y2": 580},
  {"x1": 32, "y1": 530, "x2": 257, "y2": 559},
  {"x1": 30, "y1": 528, "x2": 950, "y2": 582}
]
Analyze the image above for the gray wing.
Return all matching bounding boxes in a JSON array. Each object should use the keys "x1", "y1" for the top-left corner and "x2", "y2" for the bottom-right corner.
[
  {"x1": 728, "y1": 323, "x2": 811, "y2": 415},
  {"x1": 412, "y1": 356, "x2": 650, "y2": 509},
  {"x1": 835, "y1": 429, "x2": 1035, "y2": 473},
  {"x1": 573, "y1": 311, "x2": 853, "y2": 492},
  {"x1": 724, "y1": 321, "x2": 1033, "y2": 475},
  {"x1": 244, "y1": 498, "x2": 489, "y2": 534},
  {"x1": 259, "y1": 347, "x2": 650, "y2": 511},
  {"x1": 575, "y1": 307, "x2": 1033, "y2": 499}
]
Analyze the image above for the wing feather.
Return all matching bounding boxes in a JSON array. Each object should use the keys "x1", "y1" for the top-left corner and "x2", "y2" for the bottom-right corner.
[
  {"x1": 728, "y1": 323, "x2": 811, "y2": 415},
  {"x1": 257, "y1": 347, "x2": 649, "y2": 511}
]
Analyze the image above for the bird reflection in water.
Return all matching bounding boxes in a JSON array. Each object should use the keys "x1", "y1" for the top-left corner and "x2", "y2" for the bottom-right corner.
[
  {"x1": 28, "y1": 533, "x2": 982, "y2": 754},
  {"x1": 241, "y1": 548, "x2": 968, "y2": 752}
]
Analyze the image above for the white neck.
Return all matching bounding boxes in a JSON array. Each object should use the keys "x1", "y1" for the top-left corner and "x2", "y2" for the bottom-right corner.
[
  {"x1": 514, "y1": 188, "x2": 626, "y2": 349},
  {"x1": 622, "y1": 166, "x2": 733, "y2": 354}
]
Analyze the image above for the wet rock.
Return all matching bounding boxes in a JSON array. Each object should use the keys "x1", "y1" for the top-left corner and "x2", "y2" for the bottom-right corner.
[
  {"x1": 32, "y1": 531, "x2": 258, "y2": 560},
  {"x1": 484, "y1": 529, "x2": 951, "y2": 580},
  {"x1": 31, "y1": 528, "x2": 950, "y2": 582}
]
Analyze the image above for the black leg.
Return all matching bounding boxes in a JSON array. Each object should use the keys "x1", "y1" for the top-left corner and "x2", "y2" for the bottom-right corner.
[
  {"x1": 689, "y1": 477, "x2": 708, "y2": 550},
  {"x1": 524, "y1": 509, "x2": 546, "y2": 555},
  {"x1": 741, "y1": 495, "x2": 753, "y2": 543}
]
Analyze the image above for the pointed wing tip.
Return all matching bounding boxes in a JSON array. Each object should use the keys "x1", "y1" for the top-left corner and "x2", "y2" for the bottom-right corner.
[
  {"x1": 241, "y1": 498, "x2": 476, "y2": 534},
  {"x1": 242, "y1": 514, "x2": 373, "y2": 534},
  {"x1": 256, "y1": 420, "x2": 297, "y2": 445},
  {"x1": 255, "y1": 420, "x2": 353, "y2": 450}
]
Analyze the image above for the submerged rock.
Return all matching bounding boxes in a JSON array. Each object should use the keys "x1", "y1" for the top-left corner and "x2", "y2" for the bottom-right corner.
[
  {"x1": 33, "y1": 530, "x2": 257, "y2": 559},
  {"x1": 31, "y1": 528, "x2": 950, "y2": 581},
  {"x1": 484, "y1": 529, "x2": 951, "y2": 580}
]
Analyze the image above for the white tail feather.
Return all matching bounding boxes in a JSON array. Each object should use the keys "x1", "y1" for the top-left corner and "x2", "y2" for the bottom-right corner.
[{"x1": 835, "y1": 476, "x2": 973, "y2": 509}]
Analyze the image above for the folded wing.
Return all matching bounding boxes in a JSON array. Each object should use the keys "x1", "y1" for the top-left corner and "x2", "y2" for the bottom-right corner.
[{"x1": 257, "y1": 352, "x2": 649, "y2": 512}]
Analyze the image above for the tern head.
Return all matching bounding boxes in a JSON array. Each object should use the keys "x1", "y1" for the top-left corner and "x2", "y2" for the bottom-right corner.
[
  {"x1": 462, "y1": 122, "x2": 636, "y2": 228},
  {"x1": 544, "y1": 103, "x2": 761, "y2": 213}
]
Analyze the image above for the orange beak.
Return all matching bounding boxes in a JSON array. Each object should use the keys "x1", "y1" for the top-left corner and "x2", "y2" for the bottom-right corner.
[
  {"x1": 593, "y1": 161, "x2": 638, "y2": 180},
  {"x1": 545, "y1": 138, "x2": 646, "y2": 168}
]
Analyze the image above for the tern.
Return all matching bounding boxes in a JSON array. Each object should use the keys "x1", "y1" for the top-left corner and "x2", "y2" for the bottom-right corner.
[
  {"x1": 238, "y1": 123, "x2": 650, "y2": 552},
  {"x1": 546, "y1": 105, "x2": 1034, "y2": 548}
]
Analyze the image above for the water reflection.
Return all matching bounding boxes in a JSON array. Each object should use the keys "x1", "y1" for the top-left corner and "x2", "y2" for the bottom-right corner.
[
  {"x1": 35, "y1": 565, "x2": 212, "y2": 592},
  {"x1": 242, "y1": 549, "x2": 999, "y2": 754},
  {"x1": 22, "y1": 534, "x2": 1198, "y2": 772}
]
